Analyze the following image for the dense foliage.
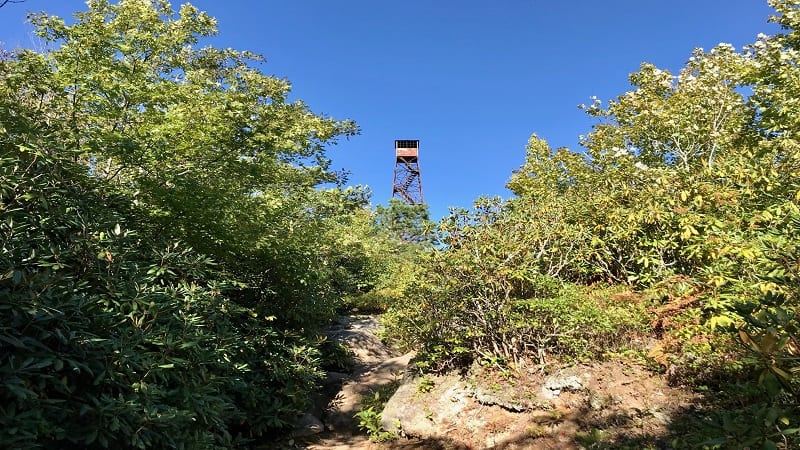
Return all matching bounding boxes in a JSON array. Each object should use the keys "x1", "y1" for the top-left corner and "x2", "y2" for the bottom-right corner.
[
  {"x1": 12, "y1": 0, "x2": 366, "y2": 328},
  {"x1": 0, "y1": 1, "x2": 388, "y2": 447},
  {"x1": 0, "y1": 143, "x2": 323, "y2": 448},
  {"x1": 338, "y1": 199, "x2": 435, "y2": 314}
]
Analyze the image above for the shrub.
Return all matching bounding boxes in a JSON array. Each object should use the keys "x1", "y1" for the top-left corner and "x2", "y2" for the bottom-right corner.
[
  {"x1": 383, "y1": 227, "x2": 651, "y2": 372},
  {"x1": 0, "y1": 143, "x2": 322, "y2": 448}
]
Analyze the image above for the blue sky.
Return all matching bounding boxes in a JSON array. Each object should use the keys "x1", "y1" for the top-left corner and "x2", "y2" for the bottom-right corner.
[{"x1": 0, "y1": 1, "x2": 780, "y2": 220}]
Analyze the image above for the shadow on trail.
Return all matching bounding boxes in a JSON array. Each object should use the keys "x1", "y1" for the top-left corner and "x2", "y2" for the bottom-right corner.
[{"x1": 324, "y1": 354, "x2": 413, "y2": 434}]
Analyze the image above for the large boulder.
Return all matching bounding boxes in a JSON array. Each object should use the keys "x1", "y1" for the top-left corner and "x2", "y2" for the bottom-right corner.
[{"x1": 381, "y1": 373, "x2": 470, "y2": 437}]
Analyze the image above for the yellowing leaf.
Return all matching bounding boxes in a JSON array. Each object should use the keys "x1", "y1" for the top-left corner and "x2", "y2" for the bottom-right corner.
[
  {"x1": 771, "y1": 365, "x2": 792, "y2": 381},
  {"x1": 762, "y1": 331, "x2": 778, "y2": 354},
  {"x1": 739, "y1": 330, "x2": 759, "y2": 352}
]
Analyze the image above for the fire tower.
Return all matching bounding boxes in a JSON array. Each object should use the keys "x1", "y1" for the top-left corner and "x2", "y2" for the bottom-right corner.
[{"x1": 392, "y1": 140, "x2": 424, "y2": 205}]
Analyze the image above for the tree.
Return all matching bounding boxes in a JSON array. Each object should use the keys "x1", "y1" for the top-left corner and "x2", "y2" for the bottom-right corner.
[
  {"x1": 0, "y1": 1, "x2": 375, "y2": 446},
  {"x1": 374, "y1": 198, "x2": 437, "y2": 245},
  {"x1": 1, "y1": 93, "x2": 324, "y2": 449},
  {"x1": 6, "y1": 0, "x2": 361, "y2": 326}
]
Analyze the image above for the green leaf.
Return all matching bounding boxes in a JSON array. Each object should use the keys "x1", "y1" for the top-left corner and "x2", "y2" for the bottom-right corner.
[{"x1": 85, "y1": 429, "x2": 98, "y2": 445}]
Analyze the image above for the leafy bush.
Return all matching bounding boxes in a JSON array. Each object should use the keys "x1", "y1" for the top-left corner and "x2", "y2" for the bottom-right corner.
[
  {"x1": 383, "y1": 214, "x2": 651, "y2": 371},
  {"x1": 319, "y1": 339, "x2": 355, "y2": 373},
  {"x1": 1, "y1": 0, "x2": 366, "y2": 334},
  {"x1": 353, "y1": 381, "x2": 400, "y2": 442},
  {"x1": 511, "y1": 286, "x2": 649, "y2": 365},
  {"x1": 0, "y1": 142, "x2": 325, "y2": 448},
  {"x1": 668, "y1": 382, "x2": 800, "y2": 449}
]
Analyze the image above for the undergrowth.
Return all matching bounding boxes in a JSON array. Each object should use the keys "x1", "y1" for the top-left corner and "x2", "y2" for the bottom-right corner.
[{"x1": 353, "y1": 380, "x2": 401, "y2": 442}]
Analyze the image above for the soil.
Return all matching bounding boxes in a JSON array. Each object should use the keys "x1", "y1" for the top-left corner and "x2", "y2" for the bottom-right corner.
[{"x1": 272, "y1": 316, "x2": 700, "y2": 450}]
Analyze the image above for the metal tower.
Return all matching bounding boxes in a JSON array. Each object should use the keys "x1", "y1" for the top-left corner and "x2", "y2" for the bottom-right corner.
[{"x1": 392, "y1": 140, "x2": 424, "y2": 205}]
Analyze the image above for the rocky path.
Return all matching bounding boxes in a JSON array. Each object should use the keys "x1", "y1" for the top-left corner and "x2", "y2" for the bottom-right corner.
[
  {"x1": 272, "y1": 316, "x2": 699, "y2": 450},
  {"x1": 290, "y1": 315, "x2": 414, "y2": 450}
]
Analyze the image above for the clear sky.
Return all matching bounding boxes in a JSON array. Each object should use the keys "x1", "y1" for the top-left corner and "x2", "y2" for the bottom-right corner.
[{"x1": 0, "y1": 1, "x2": 781, "y2": 220}]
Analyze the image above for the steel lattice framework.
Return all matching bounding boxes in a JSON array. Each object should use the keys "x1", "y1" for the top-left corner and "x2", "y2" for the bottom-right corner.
[{"x1": 392, "y1": 140, "x2": 424, "y2": 205}]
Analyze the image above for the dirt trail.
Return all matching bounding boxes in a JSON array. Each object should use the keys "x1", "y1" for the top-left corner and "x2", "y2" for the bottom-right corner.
[
  {"x1": 273, "y1": 316, "x2": 698, "y2": 450},
  {"x1": 300, "y1": 315, "x2": 413, "y2": 450}
]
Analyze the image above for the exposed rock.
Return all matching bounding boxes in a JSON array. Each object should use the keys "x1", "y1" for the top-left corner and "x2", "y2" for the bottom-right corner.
[
  {"x1": 321, "y1": 315, "x2": 395, "y2": 366},
  {"x1": 282, "y1": 317, "x2": 708, "y2": 450},
  {"x1": 541, "y1": 374, "x2": 585, "y2": 399},
  {"x1": 289, "y1": 316, "x2": 702, "y2": 450},
  {"x1": 381, "y1": 373, "x2": 469, "y2": 437},
  {"x1": 323, "y1": 352, "x2": 413, "y2": 432},
  {"x1": 471, "y1": 387, "x2": 531, "y2": 412},
  {"x1": 466, "y1": 362, "x2": 540, "y2": 412},
  {"x1": 291, "y1": 413, "x2": 324, "y2": 437},
  {"x1": 588, "y1": 392, "x2": 605, "y2": 410}
]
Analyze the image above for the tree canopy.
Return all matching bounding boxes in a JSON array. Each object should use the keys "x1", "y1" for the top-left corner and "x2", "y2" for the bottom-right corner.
[{"x1": 0, "y1": 0, "x2": 384, "y2": 447}]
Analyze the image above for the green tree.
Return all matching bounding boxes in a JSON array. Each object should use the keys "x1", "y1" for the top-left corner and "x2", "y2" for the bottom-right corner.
[
  {"x1": 0, "y1": 114, "x2": 325, "y2": 449},
  {"x1": 5, "y1": 0, "x2": 361, "y2": 327},
  {"x1": 374, "y1": 198, "x2": 437, "y2": 245},
  {"x1": 0, "y1": 0, "x2": 378, "y2": 447}
]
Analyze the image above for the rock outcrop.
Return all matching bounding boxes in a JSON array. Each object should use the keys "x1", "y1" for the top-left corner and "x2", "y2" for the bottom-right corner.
[{"x1": 381, "y1": 373, "x2": 469, "y2": 437}]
